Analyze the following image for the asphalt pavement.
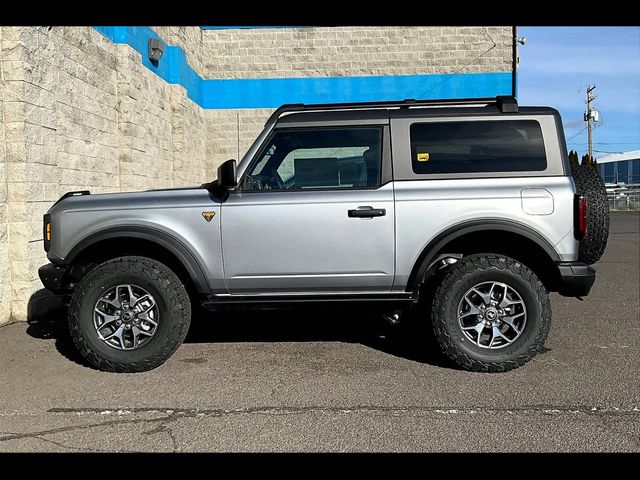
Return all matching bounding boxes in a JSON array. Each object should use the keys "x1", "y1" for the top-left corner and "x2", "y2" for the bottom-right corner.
[{"x1": 1, "y1": 212, "x2": 638, "y2": 452}]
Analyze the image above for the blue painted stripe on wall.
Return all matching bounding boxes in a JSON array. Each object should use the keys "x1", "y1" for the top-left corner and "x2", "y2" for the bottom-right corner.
[
  {"x1": 93, "y1": 26, "x2": 512, "y2": 110},
  {"x1": 203, "y1": 73, "x2": 512, "y2": 109}
]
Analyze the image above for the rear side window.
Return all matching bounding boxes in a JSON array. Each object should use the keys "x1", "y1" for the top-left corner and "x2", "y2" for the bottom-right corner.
[{"x1": 410, "y1": 120, "x2": 547, "y2": 175}]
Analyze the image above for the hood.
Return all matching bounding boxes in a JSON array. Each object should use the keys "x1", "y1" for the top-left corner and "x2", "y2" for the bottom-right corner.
[{"x1": 48, "y1": 187, "x2": 219, "y2": 215}]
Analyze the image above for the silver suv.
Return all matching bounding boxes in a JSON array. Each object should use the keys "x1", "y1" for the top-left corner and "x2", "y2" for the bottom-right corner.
[{"x1": 39, "y1": 96, "x2": 609, "y2": 373}]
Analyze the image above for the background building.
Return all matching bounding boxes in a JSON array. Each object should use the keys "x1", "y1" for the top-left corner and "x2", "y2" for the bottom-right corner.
[
  {"x1": 0, "y1": 26, "x2": 515, "y2": 324},
  {"x1": 598, "y1": 150, "x2": 640, "y2": 212},
  {"x1": 598, "y1": 150, "x2": 640, "y2": 185}
]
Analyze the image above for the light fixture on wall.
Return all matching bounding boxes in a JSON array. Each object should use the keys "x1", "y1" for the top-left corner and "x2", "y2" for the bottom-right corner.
[{"x1": 148, "y1": 39, "x2": 164, "y2": 66}]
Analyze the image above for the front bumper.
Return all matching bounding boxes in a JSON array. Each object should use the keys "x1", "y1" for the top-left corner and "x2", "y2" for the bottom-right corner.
[
  {"x1": 38, "y1": 263, "x2": 70, "y2": 294},
  {"x1": 557, "y1": 262, "x2": 596, "y2": 297}
]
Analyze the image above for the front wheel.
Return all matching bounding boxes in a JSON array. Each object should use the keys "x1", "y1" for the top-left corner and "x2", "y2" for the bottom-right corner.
[
  {"x1": 431, "y1": 254, "x2": 551, "y2": 372},
  {"x1": 68, "y1": 256, "x2": 192, "y2": 372}
]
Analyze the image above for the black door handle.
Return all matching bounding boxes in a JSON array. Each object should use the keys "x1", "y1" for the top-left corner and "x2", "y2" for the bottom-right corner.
[{"x1": 348, "y1": 207, "x2": 386, "y2": 218}]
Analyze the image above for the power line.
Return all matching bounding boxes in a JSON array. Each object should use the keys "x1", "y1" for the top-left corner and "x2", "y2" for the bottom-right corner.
[
  {"x1": 572, "y1": 142, "x2": 640, "y2": 146},
  {"x1": 566, "y1": 127, "x2": 588, "y2": 142}
]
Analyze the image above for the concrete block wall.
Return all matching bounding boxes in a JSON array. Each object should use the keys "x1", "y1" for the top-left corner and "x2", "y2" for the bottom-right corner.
[
  {"x1": 0, "y1": 25, "x2": 512, "y2": 325},
  {"x1": 171, "y1": 89, "x2": 208, "y2": 186},
  {"x1": 0, "y1": 40, "x2": 9, "y2": 321},
  {"x1": 2, "y1": 27, "x2": 125, "y2": 322},
  {"x1": 116, "y1": 45, "x2": 174, "y2": 191},
  {"x1": 205, "y1": 109, "x2": 273, "y2": 178},
  {"x1": 0, "y1": 26, "x2": 207, "y2": 323},
  {"x1": 202, "y1": 26, "x2": 512, "y2": 79}
]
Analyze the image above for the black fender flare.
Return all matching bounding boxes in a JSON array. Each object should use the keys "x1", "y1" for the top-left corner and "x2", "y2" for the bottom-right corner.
[
  {"x1": 407, "y1": 219, "x2": 561, "y2": 291},
  {"x1": 62, "y1": 225, "x2": 211, "y2": 293}
]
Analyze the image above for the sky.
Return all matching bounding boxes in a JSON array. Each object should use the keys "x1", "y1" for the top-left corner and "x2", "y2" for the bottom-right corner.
[{"x1": 517, "y1": 27, "x2": 640, "y2": 158}]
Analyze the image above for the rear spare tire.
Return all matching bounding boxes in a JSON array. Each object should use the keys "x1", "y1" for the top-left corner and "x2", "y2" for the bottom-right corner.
[{"x1": 571, "y1": 163, "x2": 609, "y2": 264}]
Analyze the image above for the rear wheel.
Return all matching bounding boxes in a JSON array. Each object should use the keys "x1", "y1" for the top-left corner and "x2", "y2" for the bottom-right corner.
[
  {"x1": 431, "y1": 254, "x2": 551, "y2": 372},
  {"x1": 68, "y1": 256, "x2": 191, "y2": 373}
]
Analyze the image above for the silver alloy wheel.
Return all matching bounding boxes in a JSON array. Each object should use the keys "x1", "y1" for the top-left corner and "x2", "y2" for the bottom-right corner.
[
  {"x1": 93, "y1": 284, "x2": 159, "y2": 351},
  {"x1": 457, "y1": 281, "x2": 527, "y2": 349}
]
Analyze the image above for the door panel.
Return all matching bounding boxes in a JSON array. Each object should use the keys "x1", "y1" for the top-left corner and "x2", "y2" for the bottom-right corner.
[{"x1": 221, "y1": 185, "x2": 395, "y2": 293}]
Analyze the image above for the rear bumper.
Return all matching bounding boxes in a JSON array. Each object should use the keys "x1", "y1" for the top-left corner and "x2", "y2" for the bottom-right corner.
[
  {"x1": 38, "y1": 263, "x2": 70, "y2": 294},
  {"x1": 557, "y1": 262, "x2": 596, "y2": 297}
]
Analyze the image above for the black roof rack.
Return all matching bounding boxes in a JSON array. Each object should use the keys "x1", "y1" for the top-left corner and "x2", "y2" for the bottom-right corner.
[{"x1": 265, "y1": 95, "x2": 518, "y2": 125}]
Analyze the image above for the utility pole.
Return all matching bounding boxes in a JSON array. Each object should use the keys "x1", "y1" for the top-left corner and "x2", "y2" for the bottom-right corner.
[{"x1": 585, "y1": 85, "x2": 597, "y2": 161}]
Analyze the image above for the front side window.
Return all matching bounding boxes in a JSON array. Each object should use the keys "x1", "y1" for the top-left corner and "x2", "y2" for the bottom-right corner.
[
  {"x1": 410, "y1": 120, "x2": 547, "y2": 175},
  {"x1": 240, "y1": 127, "x2": 382, "y2": 191}
]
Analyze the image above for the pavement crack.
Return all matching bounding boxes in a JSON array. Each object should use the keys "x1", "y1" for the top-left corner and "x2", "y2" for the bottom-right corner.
[
  {"x1": 29, "y1": 434, "x2": 108, "y2": 453},
  {"x1": 167, "y1": 425, "x2": 178, "y2": 452},
  {"x1": 0, "y1": 411, "x2": 176, "y2": 444},
  {"x1": 142, "y1": 419, "x2": 178, "y2": 453},
  {"x1": 45, "y1": 404, "x2": 640, "y2": 418},
  {"x1": 2, "y1": 404, "x2": 638, "y2": 446}
]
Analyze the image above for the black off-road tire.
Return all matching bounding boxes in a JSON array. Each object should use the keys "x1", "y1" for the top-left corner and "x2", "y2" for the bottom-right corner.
[
  {"x1": 68, "y1": 256, "x2": 191, "y2": 373},
  {"x1": 571, "y1": 163, "x2": 609, "y2": 264},
  {"x1": 431, "y1": 254, "x2": 551, "y2": 373}
]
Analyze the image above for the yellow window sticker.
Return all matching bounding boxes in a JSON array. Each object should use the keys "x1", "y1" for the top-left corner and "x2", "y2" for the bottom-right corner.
[{"x1": 417, "y1": 152, "x2": 430, "y2": 162}]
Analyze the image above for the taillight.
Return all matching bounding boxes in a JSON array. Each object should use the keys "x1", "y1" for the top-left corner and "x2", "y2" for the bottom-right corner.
[{"x1": 574, "y1": 195, "x2": 588, "y2": 240}]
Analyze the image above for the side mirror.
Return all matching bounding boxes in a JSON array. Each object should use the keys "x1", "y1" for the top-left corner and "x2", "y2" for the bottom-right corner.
[{"x1": 217, "y1": 159, "x2": 237, "y2": 189}]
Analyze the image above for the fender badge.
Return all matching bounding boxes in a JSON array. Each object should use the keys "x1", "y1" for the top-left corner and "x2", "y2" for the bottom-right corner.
[{"x1": 201, "y1": 211, "x2": 216, "y2": 222}]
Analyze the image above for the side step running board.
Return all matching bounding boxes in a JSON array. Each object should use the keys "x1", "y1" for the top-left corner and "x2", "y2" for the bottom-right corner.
[{"x1": 202, "y1": 292, "x2": 416, "y2": 309}]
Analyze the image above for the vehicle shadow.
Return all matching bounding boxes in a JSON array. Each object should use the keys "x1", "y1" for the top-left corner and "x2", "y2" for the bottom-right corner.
[
  {"x1": 25, "y1": 289, "x2": 451, "y2": 369},
  {"x1": 25, "y1": 289, "x2": 88, "y2": 366}
]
